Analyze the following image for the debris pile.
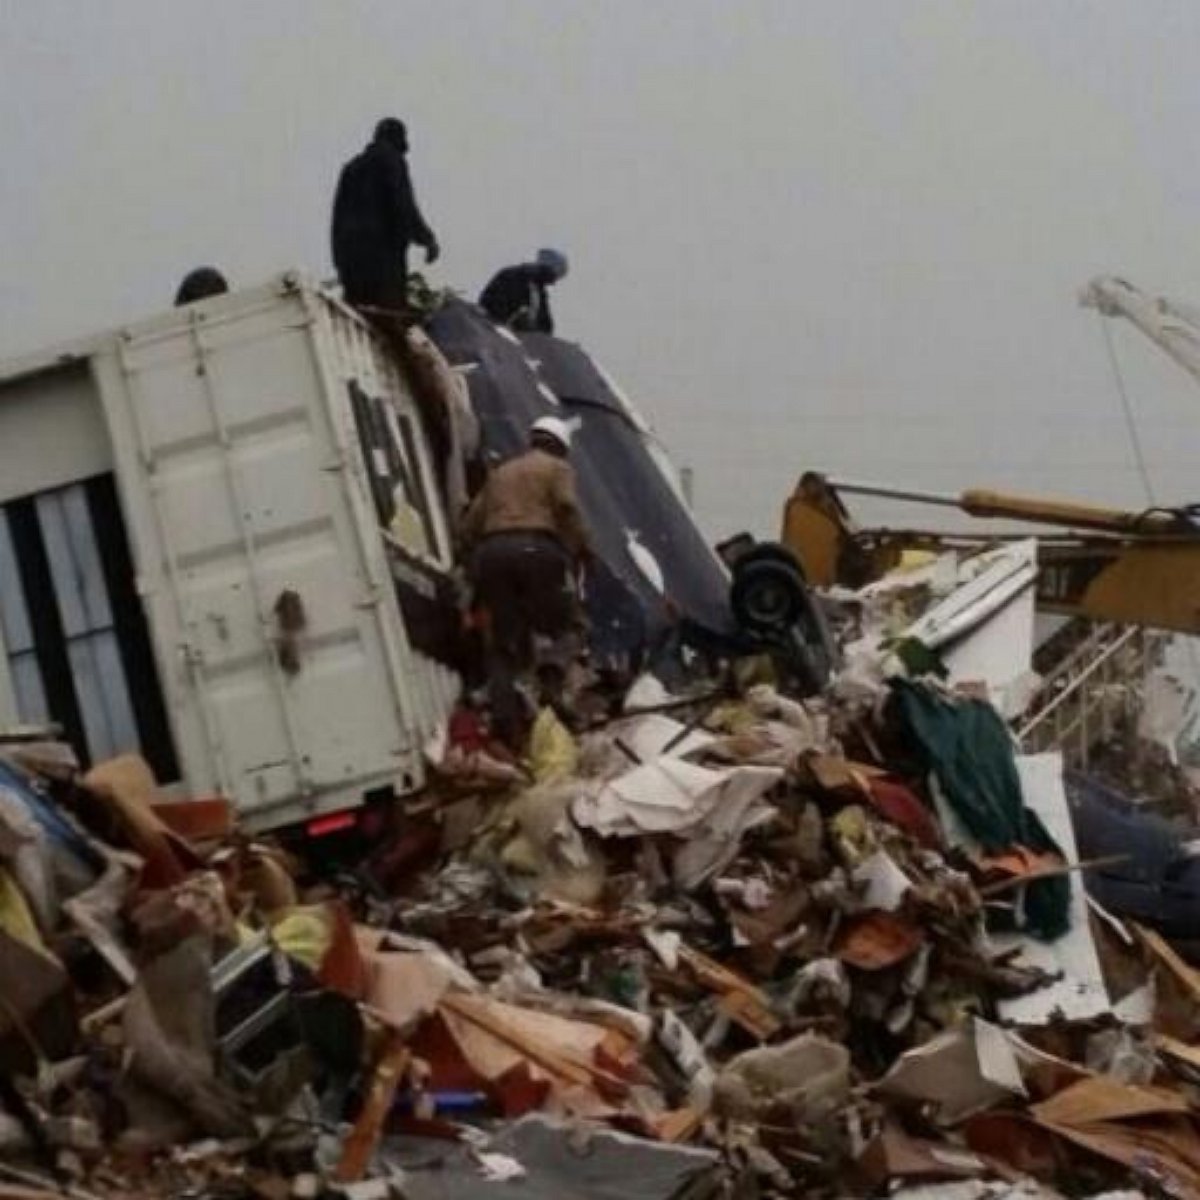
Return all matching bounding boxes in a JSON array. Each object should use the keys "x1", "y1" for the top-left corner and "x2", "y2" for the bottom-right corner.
[{"x1": 2, "y1": 546, "x2": 1200, "y2": 1200}]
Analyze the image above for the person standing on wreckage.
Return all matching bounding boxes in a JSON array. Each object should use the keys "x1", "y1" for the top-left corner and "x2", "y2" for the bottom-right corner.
[
  {"x1": 330, "y1": 117, "x2": 440, "y2": 312},
  {"x1": 478, "y1": 249, "x2": 569, "y2": 334},
  {"x1": 460, "y1": 416, "x2": 592, "y2": 745}
]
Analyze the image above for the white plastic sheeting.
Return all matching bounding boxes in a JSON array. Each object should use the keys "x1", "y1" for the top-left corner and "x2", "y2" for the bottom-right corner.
[
  {"x1": 993, "y1": 752, "x2": 1110, "y2": 1025},
  {"x1": 905, "y1": 539, "x2": 1039, "y2": 719}
]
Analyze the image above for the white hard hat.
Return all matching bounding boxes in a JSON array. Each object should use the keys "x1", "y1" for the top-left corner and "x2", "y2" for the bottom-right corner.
[{"x1": 530, "y1": 415, "x2": 573, "y2": 450}]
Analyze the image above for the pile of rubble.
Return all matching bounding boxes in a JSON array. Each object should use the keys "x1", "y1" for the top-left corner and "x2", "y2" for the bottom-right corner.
[{"x1": 3, "y1": 547, "x2": 1200, "y2": 1199}]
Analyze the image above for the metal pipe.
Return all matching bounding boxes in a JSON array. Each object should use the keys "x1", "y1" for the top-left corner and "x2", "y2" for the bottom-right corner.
[
  {"x1": 824, "y1": 477, "x2": 964, "y2": 509},
  {"x1": 827, "y1": 476, "x2": 1185, "y2": 536}
]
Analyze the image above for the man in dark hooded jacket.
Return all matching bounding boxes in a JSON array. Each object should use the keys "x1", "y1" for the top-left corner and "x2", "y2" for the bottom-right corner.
[
  {"x1": 331, "y1": 118, "x2": 440, "y2": 310},
  {"x1": 479, "y1": 249, "x2": 568, "y2": 334}
]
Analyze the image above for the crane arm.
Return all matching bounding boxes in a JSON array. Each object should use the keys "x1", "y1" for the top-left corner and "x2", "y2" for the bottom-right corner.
[{"x1": 1080, "y1": 275, "x2": 1200, "y2": 391}]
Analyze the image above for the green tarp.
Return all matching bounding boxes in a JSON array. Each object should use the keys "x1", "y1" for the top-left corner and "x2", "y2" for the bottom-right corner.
[{"x1": 890, "y1": 680, "x2": 1070, "y2": 940}]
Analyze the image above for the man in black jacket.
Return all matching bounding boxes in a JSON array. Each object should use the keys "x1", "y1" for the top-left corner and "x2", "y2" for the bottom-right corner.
[
  {"x1": 331, "y1": 118, "x2": 440, "y2": 310},
  {"x1": 479, "y1": 249, "x2": 568, "y2": 334}
]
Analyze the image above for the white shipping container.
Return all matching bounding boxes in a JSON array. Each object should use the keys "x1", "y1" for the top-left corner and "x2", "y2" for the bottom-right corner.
[{"x1": 0, "y1": 273, "x2": 458, "y2": 831}]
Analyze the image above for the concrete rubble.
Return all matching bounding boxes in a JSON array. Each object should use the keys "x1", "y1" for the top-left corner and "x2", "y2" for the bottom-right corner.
[{"x1": 1, "y1": 534, "x2": 1200, "y2": 1199}]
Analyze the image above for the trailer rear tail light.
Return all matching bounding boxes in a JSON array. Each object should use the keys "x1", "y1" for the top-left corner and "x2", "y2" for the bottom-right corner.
[{"x1": 306, "y1": 811, "x2": 357, "y2": 838}]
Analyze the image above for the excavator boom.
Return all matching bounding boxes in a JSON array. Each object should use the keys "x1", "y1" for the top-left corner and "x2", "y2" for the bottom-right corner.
[
  {"x1": 783, "y1": 472, "x2": 1200, "y2": 635},
  {"x1": 783, "y1": 274, "x2": 1200, "y2": 635},
  {"x1": 805, "y1": 475, "x2": 1188, "y2": 536}
]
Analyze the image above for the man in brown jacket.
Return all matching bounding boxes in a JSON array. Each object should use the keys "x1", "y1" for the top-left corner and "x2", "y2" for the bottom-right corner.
[{"x1": 461, "y1": 416, "x2": 591, "y2": 739}]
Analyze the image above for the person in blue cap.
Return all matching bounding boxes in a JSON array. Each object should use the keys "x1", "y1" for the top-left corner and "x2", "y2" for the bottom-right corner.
[{"x1": 479, "y1": 249, "x2": 568, "y2": 334}]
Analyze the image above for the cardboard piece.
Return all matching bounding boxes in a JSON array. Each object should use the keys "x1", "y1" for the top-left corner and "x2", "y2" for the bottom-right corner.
[{"x1": 876, "y1": 1019, "x2": 1027, "y2": 1125}]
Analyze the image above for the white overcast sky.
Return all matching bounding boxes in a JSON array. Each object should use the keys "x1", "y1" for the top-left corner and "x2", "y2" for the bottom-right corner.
[{"x1": 3, "y1": 0, "x2": 1200, "y2": 537}]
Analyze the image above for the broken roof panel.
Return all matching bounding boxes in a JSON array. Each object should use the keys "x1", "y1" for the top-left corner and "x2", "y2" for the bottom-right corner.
[{"x1": 426, "y1": 300, "x2": 734, "y2": 671}]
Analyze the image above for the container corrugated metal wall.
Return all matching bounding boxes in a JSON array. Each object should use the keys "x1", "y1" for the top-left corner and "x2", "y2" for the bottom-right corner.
[
  {"x1": 306, "y1": 285, "x2": 461, "y2": 748},
  {"x1": 81, "y1": 273, "x2": 458, "y2": 830}
]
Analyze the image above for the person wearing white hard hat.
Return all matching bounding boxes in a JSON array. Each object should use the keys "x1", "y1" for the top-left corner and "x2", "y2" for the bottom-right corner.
[
  {"x1": 528, "y1": 415, "x2": 573, "y2": 449},
  {"x1": 478, "y1": 249, "x2": 569, "y2": 334},
  {"x1": 460, "y1": 415, "x2": 591, "y2": 743}
]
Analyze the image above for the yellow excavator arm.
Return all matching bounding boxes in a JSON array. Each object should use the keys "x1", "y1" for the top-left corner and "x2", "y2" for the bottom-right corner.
[{"x1": 783, "y1": 472, "x2": 1200, "y2": 635}]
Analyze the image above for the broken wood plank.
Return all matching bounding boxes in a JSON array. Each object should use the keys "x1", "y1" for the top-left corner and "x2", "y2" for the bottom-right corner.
[
  {"x1": 677, "y1": 944, "x2": 781, "y2": 1040},
  {"x1": 335, "y1": 1034, "x2": 410, "y2": 1182}
]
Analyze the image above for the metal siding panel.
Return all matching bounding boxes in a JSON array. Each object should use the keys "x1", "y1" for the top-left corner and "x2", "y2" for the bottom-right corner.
[
  {"x1": 10, "y1": 657, "x2": 49, "y2": 725},
  {"x1": 37, "y1": 488, "x2": 140, "y2": 760},
  {"x1": 65, "y1": 638, "x2": 114, "y2": 760},
  {"x1": 61, "y1": 485, "x2": 114, "y2": 629},
  {"x1": 89, "y1": 631, "x2": 140, "y2": 754},
  {"x1": 0, "y1": 365, "x2": 112, "y2": 504},
  {"x1": 36, "y1": 493, "x2": 86, "y2": 637},
  {"x1": 0, "y1": 509, "x2": 49, "y2": 725},
  {"x1": 0, "y1": 512, "x2": 35, "y2": 654}
]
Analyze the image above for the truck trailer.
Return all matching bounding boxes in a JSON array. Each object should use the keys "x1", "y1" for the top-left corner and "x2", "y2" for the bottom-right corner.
[
  {"x1": 0, "y1": 273, "x2": 459, "y2": 832},
  {"x1": 0, "y1": 272, "x2": 737, "y2": 833}
]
